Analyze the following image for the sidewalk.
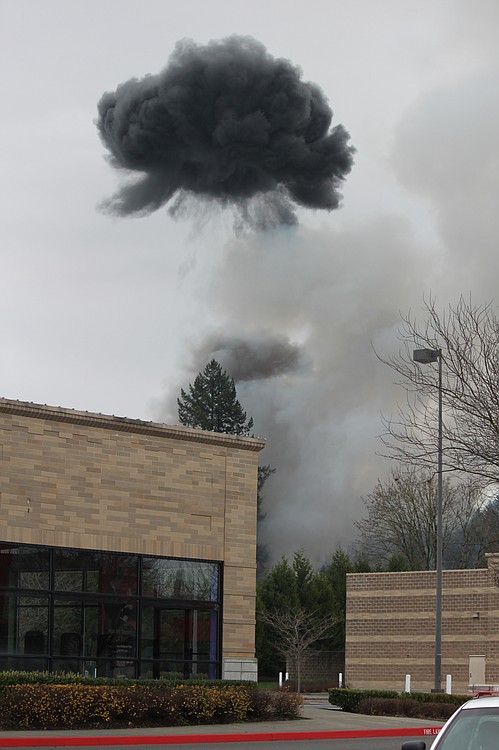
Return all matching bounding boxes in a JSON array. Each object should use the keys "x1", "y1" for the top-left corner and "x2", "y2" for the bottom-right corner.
[{"x1": 0, "y1": 696, "x2": 442, "y2": 746}]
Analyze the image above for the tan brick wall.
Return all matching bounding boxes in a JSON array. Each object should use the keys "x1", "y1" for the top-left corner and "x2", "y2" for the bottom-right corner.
[
  {"x1": 346, "y1": 561, "x2": 499, "y2": 693},
  {"x1": 0, "y1": 398, "x2": 265, "y2": 664}
]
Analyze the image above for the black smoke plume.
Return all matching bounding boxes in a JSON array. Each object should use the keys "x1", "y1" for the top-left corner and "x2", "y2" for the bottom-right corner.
[
  {"x1": 195, "y1": 332, "x2": 311, "y2": 382},
  {"x1": 96, "y1": 35, "x2": 355, "y2": 228}
]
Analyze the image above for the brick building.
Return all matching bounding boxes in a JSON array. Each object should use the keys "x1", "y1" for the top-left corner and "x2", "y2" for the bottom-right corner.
[
  {"x1": 0, "y1": 397, "x2": 264, "y2": 680},
  {"x1": 345, "y1": 555, "x2": 499, "y2": 694}
]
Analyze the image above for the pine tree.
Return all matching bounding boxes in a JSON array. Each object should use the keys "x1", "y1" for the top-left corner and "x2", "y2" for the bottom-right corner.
[
  {"x1": 256, "y1": 556, "x2": 299, "y2": 677},
  {"x1": 177, "y1": 359, "x2": 254, "y2": 435},
  {"x1": 256, "y1": 464, "x2": 275, "y2": 577},
  {"x1": 178, "y1": 359, "x2": 273, "y2": 577},
  {"x1": 257, "y1": 550, "x2": 336, "y2": 681}
]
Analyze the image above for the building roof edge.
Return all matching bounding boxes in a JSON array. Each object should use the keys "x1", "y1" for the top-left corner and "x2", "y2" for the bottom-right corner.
[{"x1": 0, "y1": 397, "x2": 266, "y2": 452}]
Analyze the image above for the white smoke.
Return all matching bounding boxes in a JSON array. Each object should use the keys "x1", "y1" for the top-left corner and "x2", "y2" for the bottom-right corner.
[{"x1": 160, "y1": 2, "x2": 499, "y2": 563}]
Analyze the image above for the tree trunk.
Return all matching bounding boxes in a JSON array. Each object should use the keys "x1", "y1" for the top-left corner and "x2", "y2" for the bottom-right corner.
[{"x1": 296, "y1": 654, "x2": 302, "y2": 694}]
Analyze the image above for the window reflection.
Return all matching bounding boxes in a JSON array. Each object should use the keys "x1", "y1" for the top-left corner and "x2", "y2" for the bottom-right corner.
[
  {"x1": 53, "y1": 549, "x2": 138, "y2": 594},
  {"x1": 142, "y1": 558, "x2": 219, "y2": 600},
  {"x1": 0, "y1": 544, "x2": 221, "y2": 678},
  {"x1": 140, "y1": 606, "x2": 218, "y2": 679},
  {"x1": 0, "y1": 545, "x2": 50, "y2": 589},
  {"x1": 0, "y1": 593, "x2": 49, "y2": 662}
]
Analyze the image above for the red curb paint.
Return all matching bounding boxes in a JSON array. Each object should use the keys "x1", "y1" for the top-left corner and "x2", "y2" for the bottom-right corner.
[{"x1": 0, "y1": 726, "x2": 442, "y2": 746}]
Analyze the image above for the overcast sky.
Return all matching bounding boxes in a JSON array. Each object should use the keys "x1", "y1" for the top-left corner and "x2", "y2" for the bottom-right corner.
[{"x1": 1, "y1": 0, "x2": 498, "y2": 562}]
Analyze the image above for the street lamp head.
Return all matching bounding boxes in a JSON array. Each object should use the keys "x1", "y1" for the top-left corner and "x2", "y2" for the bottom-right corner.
[{"x1": 413, "y1": 348, "x2": 440, "y2": 364}]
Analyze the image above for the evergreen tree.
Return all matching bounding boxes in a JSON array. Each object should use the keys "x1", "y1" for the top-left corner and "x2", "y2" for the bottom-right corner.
[
  {"x1": 292, "y1": 549, "x2": 317, "y2": 611},
  {"x1": 256, "y1": 465, "x2": 275, "y2": 578},
  {"x1": 256, "y1": 557, "x2": 299, "y2": 676},
  {"x1": 177, "y1": 359, "x2": 254, "y2": 435},
  {"x1": 322, "y1": 548, "x2": 353, "y2": 650},
  {"x1": 177, "y1": 360, "x2": 274, "y2": 573},
  {"x1": 257, "y1": 550, "x2": 336, "y2": 677},
  {"x1": 257, "y1": 546, "x2": 411, "y2": 678}
]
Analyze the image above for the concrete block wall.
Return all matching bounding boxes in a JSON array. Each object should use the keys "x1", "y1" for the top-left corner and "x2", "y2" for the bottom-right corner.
[
  {"x1": 286, "y1": 650, "x2": 345, "y2": 686},
  {"x1": 0, "y1": 398, "x2": 265, "y2": 672},
  {"x1": 346, "y1": 559, "x2": 499, "y2": 694}
]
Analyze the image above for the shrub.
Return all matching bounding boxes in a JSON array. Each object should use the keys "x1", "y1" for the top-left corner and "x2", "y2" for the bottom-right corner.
[
  {"x1": 271, "y1": 689, "x2": 303, "y2": 719},
  {"x1": 359, "y1": 696, "x2": 457, "y2": 721},
  {"x1": 400, "y1": 690, "x2": 467, "y2": 707},
  {"x1": 0, "y1": 685, "x2": 129, "y2": 729},
  {"x1": 0, "y1": 681, "x2": 302, "y2": 730},
  {"x1": 166, "y1": 685, "x2": 251, "y2": 724},
  {"x1": 328, "y1": 686, "x2": 469, "y2": 723},
  {"x1": 328, "y1": 688, "x2": 399, "y2": 712},
  {"x1": 247, "y1": 688, "x2": 277, "y2": 719}
]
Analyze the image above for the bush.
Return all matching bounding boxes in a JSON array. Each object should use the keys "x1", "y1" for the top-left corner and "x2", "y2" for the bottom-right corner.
[
  {"x1": 400, "y1": 690, "x2": 467, "y2": 707},
  {"x1": 0, "y1": 685, "x2": 130, "y2": 729},
  {"x1": 247, "y1": 688, "x2": 277, "y2": 719},
  {"x1": 166, "y1": 685, "x2": 251, "y2": 725},
  {"x1": 0, "y1": 670, "x2": 254, "y2": 689},
  {"x1": 359, "y1": 696, "x2": 457, "y2": 721},
  {"x1": 246, "y1": 688, "x2": 302, "y2": 720},
  {"x1": 328, "y1": 688, "x2": 399, "y2": 712},
  {"x1": 329, "y1": 687, "x2": 468, "y2": 721},
  {"x1": 271, "y1": 689, "x2": 303, "y2": 719},
  {"x1": 0, "y1": 681, "x2": 303, "y2": 730}
]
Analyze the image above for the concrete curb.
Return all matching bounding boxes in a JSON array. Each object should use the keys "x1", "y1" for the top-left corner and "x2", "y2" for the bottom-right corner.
[{"x1": 0, "y1": 726, "x2": 442, "y2": 746}]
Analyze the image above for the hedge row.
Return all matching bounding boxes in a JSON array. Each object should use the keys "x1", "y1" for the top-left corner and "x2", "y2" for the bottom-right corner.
[
  {"x1": 0, "y1": 670, "x2": 252, "y2": 688},
  {"x1": 329, "y1": 688, "x2": 398, "y2": 712},
  {"x1": 0, "y1": 683, "x2": 302, "y2": 730},
  {"x1": 358, "y1": 696, "x2": 457, "y2": 721},
  {"x1": 329, "y1": 688, "x2": 468, "y2": 716}
]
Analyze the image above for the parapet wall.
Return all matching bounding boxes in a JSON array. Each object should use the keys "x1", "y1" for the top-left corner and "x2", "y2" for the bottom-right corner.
[{"x1": 345, "y1": 558, "x2": 499, "y2": 694}]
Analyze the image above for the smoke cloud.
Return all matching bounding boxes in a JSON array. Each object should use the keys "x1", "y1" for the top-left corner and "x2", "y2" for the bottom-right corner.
[
  {"x1": 162, "y1": 43, "x2": 499, "y2": 563},
  {"x1": 174, "y1": 220, "x2": 433, "y2": 560},
  {"x1": 193, "y1": 332, "x2": 311, "y2": 382},
  {"x1": 97, "y1": 35, "x2": 354, "y2": 228},
  {"x1": 151, "y1": 9, "x2": 498, "y2": 563}
]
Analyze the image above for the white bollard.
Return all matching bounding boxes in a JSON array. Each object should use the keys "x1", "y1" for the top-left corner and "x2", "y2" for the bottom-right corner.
[
  {"x1": 285, "y1": 672, "x2": 289, "y2": 682},
  {"x1": 279, "y1": 672, "x2": 283, "y2": 687},
  {"x1": 446, "y1": 675, "x2": 452, "y2": 694},
  {"x1": 405, "y1": 674, "x2": 411, "y2": 693},
  {"x1": 339, "y1": 672, "x2": 343, "y2": 688}
]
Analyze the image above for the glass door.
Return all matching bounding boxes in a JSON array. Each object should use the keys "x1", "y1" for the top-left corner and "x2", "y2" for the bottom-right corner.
[
  {"x1": 140, "y1": 606, "x2": 218, "y2": 679},
  {"x1": 154, "y1": 608, "x2": 186, "y2": 677}
]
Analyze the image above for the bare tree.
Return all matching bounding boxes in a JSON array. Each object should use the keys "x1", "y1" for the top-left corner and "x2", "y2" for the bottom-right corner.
[
  {"x1": 258, "y1": 608, "x2": 338, "y2": 694},
  {"x1": 355, "y1": 466, "x2": 493, "y2": 569},
  {"x1": 379, "y1": 296, "x2": 499, "y2": 484},
  {"x1": 472, "y1": 495, "x2": 499, "y2": 566}
]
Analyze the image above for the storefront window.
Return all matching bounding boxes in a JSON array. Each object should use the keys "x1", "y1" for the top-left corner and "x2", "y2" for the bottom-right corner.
[
  {"x1": 0, "y1": 543, "x2": 221, "y2": 678},
  {"x1": 142, "y1": 558, "x2": 219, "y2": 600},
  {"x1": 0, "y1": 592, "x2": 49, "y2": 664},
  {"x1": 53, "y1": 549, "x2": 138, "y2": 595},
  {"x1": 0, "y1": 544, "x2": 50, "y2": 589}
]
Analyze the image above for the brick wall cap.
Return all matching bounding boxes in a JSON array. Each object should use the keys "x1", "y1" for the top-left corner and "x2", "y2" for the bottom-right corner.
[
  {"x1": 346, "y1": 568, "x2": 488, "y2": 578},
  {"x1": 0, "y1": 397, "x2": 266, "y2": 452}
]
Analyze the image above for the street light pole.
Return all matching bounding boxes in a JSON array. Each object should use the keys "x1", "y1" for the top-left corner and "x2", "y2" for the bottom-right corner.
[{"x1": 413, "y1": 347, "x2": 443, "y2": 693}]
